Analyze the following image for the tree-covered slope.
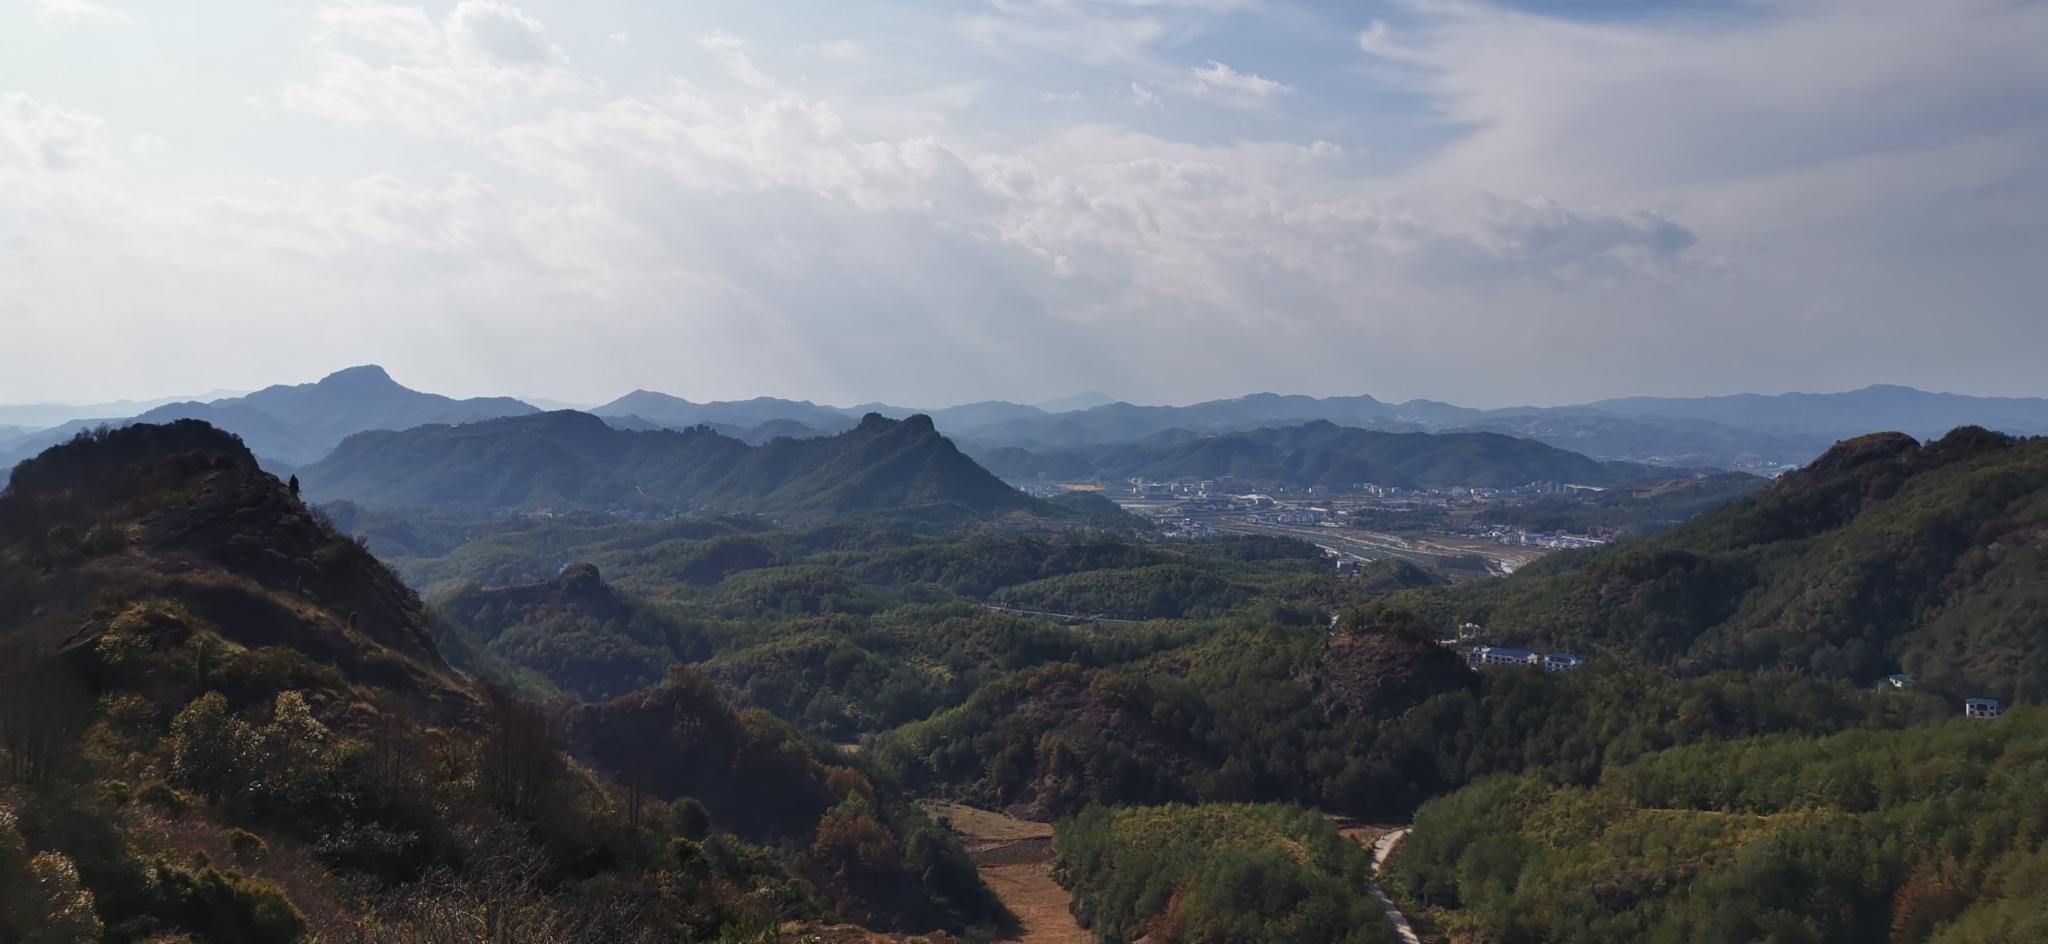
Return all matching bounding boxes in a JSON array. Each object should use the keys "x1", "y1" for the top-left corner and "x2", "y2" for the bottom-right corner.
[
  {"x1": 1388, "y1": 708, "x2": 2048, "y2": 943},
  {"x1": 1390, "y1": 427, "x2": 2048, "y2": 696},
  {"x1": 431, "y1": 562, "x2": 711, "y2": 701},
  {"x1": 302, "y1": 410, "x2": 1045, "y2": 518},
  {"x1": 977, "y1": 420, "x2": 1671, "y2": 488},
  {"x1": 1054, "y1": 803, "x2": 1397, "y2": 944},
  {"x1": 0, "y1": 421, "x2": 1003, "y2": 940}
]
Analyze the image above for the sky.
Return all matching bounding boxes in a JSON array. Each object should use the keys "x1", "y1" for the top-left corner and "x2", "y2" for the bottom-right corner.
[{"x1": 2, "y1": 0, "x2": 2045, "y2": 409}]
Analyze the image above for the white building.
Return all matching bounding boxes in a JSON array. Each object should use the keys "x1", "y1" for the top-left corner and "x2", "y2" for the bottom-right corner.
[
  {"x1": 1470, "y1": 645, "x2": 1542, "y2": 668},
  {"x1": 1966, "y1": 698, "x2": 2003, "y2": 720}
]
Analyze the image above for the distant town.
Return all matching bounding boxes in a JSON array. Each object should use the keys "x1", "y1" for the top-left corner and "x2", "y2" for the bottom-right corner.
[{"x1": 1017, "y1": 475, "x2": 1615, "y2": 579}]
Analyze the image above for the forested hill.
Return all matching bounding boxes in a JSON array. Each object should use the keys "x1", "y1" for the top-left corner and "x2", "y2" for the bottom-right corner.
[
  {"x1": 1393, "y1": 427, "x2": 2048, "y2": 696},
  {"x1": 973, "y1": 419, "x2": 1673, "y2": 488},
  {"x1": 301, "y1": 409, "x2": 1046, "y2": 518},
  {"x1": 0, "y1": 419, "x2": 1005, "y2": 939}
]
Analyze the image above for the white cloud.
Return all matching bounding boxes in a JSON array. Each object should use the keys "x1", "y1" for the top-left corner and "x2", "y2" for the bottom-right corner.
[
  {"x1": 1185, "y1": 60, "x2": 1290, "y2": 108},
  {"x1": 280, "y1": 1, "x2": 577, "y2": 134},
  {"x1": 31, "y1": 0, "x2": 130, "y2": 27},
  {"x1": 4, "y1": 0, "x2": 2047, "y2": 405},
  {"x1": 700, "y1": 31, "x2": 776, "y2": 91},
  {"x1": 0, "y1": 93, "x2": 112, "y2": 173},
  {"x1": 607, "y1": 31, "x2": 631, "y2": 46},
  {"x1": 447, "y1": 0, "x2": 564, "y2": 67}
]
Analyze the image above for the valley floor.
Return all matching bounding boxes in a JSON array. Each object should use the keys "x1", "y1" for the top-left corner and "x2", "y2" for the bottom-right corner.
[{"x1": 922, "y1": 802, "x2": 1091, "y2": 944}]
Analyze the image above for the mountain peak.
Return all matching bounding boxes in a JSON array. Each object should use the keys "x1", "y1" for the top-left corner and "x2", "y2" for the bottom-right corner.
[{"x1": 320, "y1": 365, "x2": 399, "y2": 387}]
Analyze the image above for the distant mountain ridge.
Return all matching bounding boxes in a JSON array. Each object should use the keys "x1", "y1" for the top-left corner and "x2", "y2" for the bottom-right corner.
[
  {"x1": 0, "y1": 365, "x2": 537, "y2": 473},
  {"x1": 300, "y1": 409, "x2": 1046, "y2": 519},
  {"x1": 972, "y1": 420, "x2": 1678, "y2": 489},
  {"x1": 11, "y1": 368, "x2": 2045, "y2": 476},
  {"x1": 1585, "y1": 384, "x2": 2048, "y2": 440},
  {"x1": 0, "y1": 389, "x2": 245, "y2": 429}
]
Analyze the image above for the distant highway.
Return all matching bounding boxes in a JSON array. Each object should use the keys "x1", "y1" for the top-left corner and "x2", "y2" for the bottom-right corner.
[{"x1": 980, "y1": 602, "x2": 1141, "y2": 625}]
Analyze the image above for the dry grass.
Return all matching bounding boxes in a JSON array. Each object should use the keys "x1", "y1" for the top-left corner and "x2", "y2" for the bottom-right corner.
[{"x1": 919, "y1": 802, "x2": 1088, "y2": 944}]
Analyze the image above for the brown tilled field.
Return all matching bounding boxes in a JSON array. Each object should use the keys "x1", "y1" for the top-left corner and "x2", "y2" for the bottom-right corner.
[{"x1": 921, "y1": 802, "x2": 1091, "y2": 944}]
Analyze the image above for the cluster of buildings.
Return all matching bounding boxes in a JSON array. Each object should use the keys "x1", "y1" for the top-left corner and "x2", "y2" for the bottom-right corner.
[
  {"x1": 1468, "y1": 645, "x2": 1586, "y2": 673},
  {"x1": 1473, "y1": 525, "x2": 1609, "y2": 549},
  {"x1": 1439, "y1": 626, "x2": 1585, "y2": 673},
  {"x1": 1249, "y1": 510, "x2": 1325, "y2": 526},
  {"x1": 1884, "y1": 675, "x2": 2006, "y2": 719},
  {"x1": 1128, "y1": 479, "x2": 1216, "y2": 500}
]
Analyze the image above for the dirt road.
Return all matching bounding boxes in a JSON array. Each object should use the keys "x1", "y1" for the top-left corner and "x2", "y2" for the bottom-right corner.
[{"x1": 1371, "y1": 827, "x2": 1421, "y2": 943}]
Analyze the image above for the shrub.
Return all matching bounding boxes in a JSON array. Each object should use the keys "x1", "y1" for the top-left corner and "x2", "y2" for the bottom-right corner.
[
  {"x1": 670, "y1": 798, "x2": 712, "y2": 842},
  {"x1": 167, "y1": 693, "x2": 255, "y2": 802},
  {"x1": 146, "y1": 857, "x2": 306, "y2": 944},
  {"x1": 137, "y1": 781, "x2": 192, "y2": 815},
  {"x1": 225, "y1": 829, "x2": 268, "y2": 865}
]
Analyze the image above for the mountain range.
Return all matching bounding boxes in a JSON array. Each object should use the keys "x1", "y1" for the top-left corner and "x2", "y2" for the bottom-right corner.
[
  {"x1": 0, "y1": 366, "x2": 535, "y2": 472},
  {"x1": 972, "y1": 420, "x2": 1679, "y2": 489},
  {"x1": 7, "y1": 366, "x2": 2047, "y2": 479},
  {"x1": 299, "y1": 409, "x2": 1044, "y2": 519},
  {"x1": 587, "y1": 385, "x2": 2048, "y2": 471}
]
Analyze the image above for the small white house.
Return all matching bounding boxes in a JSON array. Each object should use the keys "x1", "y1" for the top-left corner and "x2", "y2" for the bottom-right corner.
[{"x1": 1965, "y1": 698, "x2": 2002, "y2": 720}]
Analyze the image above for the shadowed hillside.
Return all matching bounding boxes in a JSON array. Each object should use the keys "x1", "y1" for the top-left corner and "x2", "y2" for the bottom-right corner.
[
  {"x1": 0, "y1": 421, "x2": 1003, "y2": 941},
  {"x1": 302, "y1": 411, "x2": 1046, "y2": 519}
]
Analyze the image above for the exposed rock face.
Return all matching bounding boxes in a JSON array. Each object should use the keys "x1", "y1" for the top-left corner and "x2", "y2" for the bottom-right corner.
[{"x1": 1303, "y1": 626, "x2": 1474, "y2": 723}]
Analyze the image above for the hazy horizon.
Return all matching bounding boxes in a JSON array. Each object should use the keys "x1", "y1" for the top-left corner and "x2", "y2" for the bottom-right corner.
[
  {"x1": 4, "y1": 361, "x2": 2043, "y2": 420},
  {"x1": 5, "y1": 0, "x2": 2045, "y2": 406}
]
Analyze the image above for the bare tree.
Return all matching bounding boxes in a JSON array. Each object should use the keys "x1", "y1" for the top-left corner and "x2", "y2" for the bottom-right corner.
[
  {"x1": 477, "y1": 687, "x2": 562, "y2": 820},
  {"x1": 0, "y1": 637, "x2": 89, "y2": 788}
]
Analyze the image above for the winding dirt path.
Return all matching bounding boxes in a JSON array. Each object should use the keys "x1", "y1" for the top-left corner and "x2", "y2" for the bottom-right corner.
[
  {"x1": 1367, "y1": 827, "x2": 1422, "y2": 944},
  {"x1": 922, "y1": 802, "x2": 1091, "y2": 944}
]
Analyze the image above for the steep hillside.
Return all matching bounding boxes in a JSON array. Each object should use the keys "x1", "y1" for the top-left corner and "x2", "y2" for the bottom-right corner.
[
  {"x1": 0, "y1": 420, "x2": 461, "y2": 710},
  {"x1": 1475, "y1": 471, "x2": 1767, "y2": 536},
  {"x1": 303, "y1": 411, "x2": 1045, "y2": 519},
  {"x1": 0, "y1": 420, "x2": 1004, "y2": 941},
  {"x1": 1402, "y1": 427, "x2": 2048, "y2": 695},
  {"x1": 976, "y1": 420, "x2": 1670, "y2": 489}
]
